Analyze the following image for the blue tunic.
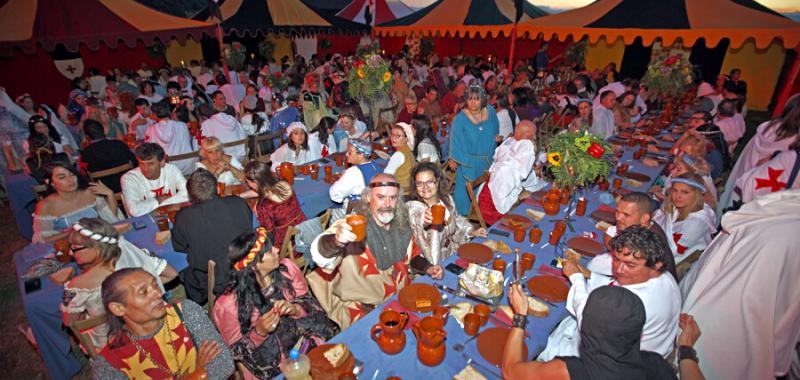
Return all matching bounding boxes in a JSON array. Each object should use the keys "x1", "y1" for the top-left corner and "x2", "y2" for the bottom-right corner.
[
  {"x1": 451, "y1": 106, "x2": 500, "y2": 215},
  {"x1": 269, "y1": 107, "x2": 299, "y2": 147}
]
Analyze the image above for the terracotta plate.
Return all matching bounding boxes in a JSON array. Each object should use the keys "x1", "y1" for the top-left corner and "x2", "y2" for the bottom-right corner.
[
  {"x1": 398, "y1": 283, "x2": 442, "y2": 313},
  {"x1": 590, "y1": 209, "x2": 616, "y2": 225},
  {"x1": 477, "y1": 328, "x2": 528, "y2": 367},
  {"x1": 566, "y1": 236, "x2": 605, "y2": 257},
  {"x1": 458, "y1": 243, "x2": 493, "y2": 264},
  {"x1": 527, "y1": 276, "x2": 569, "y2": 302},
  {"x1": 501, "y1": 214, "x2": 532, "y2": 230},
  {"x1": 618, "y1": 131, "x2": 632, "y2": 139},
  {"x1": 622, "y1": 171, "x2": 652, "y2": 182},
  {"x1": 308, "y1": 344, "x2": 356, "y2": 380}
]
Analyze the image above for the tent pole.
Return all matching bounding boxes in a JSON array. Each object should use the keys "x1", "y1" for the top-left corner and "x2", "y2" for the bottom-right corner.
[
  {"x1": 773, "y1": 46, "x2": 800, "y2": 117},
  {"x1": 507, "y1": 23, "x2": 518, "y2": 75},
  {"x1": 216, "y1": 23, "x2": 231, "y2": 81}
]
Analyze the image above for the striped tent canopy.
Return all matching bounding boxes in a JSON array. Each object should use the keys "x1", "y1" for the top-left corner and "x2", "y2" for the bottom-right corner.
[
  {"x1": 374, "y1": 0, "x2": 548, "y2": 38},
  {"x1": 0, "y1": 0, "x2": 215, "y2": 56},
  {"x1": 208, "y1": 0, "x2": 367, "y2": 37},
  {"x1": 517, "y1": 0, "x2": 800, "y2": 49},
  {"x1": 337, "y1": 0, "x2": 416, "y2": 25}
]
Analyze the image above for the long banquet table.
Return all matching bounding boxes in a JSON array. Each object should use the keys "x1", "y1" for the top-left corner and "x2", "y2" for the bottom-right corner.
[{"x1": 315, "y1": 131, "x2": 675, "y2": 379}]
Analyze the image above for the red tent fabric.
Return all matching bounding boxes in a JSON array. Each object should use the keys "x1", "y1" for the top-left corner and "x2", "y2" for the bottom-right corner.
[
  {"x1": 0, "y1": 0, "x2": 215, "y2": 56},
  {"x1": 337, "y1": 0, "x2": 414, "y2": 25}
]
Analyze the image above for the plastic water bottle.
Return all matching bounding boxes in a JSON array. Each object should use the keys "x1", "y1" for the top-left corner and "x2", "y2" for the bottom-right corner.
[{"x1": 281, "y1": 349, "x2": 312, "y2": 380}]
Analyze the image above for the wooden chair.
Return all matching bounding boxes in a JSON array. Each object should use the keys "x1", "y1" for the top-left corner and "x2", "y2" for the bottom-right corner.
[
  {"x1": 465, "y1": 172, "x2": 489, "y2": 230},
  {"x1": 278, "y1": 226, "x2": 303, "y2": 271},
  {"x1": 251, "y1": 131, "x2": 282, "y2": 158},
  {"x1": 31, "y1": 184, "x2": 48, "y2": 200},
  {"x1": 166, "y1": 150, "x2": 200, "y2": 163},
  {"x1": 222, "y1": 138, "x2": 250, "y2": 159},
  {"x1": 319, "y1": 209, "x2": 333, "y2": 230},
  {"x1": 207, "y1": 259, "x2": 217, "y2": 321},
  {"x1": 87, "y1": 162, "x2": 133, "y2": 182},
  {"x1": 67, "y1": 315, "x2": 106, "y2": 359}
]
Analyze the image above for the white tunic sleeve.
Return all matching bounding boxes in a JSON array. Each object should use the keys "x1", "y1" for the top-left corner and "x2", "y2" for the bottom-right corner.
[{"x1": 383, "y1": 152, "x2": 405, "y2": 175}]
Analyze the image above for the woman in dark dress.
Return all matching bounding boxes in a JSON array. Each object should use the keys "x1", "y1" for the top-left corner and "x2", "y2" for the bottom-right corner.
[
  {"x1": 213, "y1": 228, "x2": 338, "y2": 379},
  {"x1": 243, "y1": 160, "x2": 306, "y2": 249}
]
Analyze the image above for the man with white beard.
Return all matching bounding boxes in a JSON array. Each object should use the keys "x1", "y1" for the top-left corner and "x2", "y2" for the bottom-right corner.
[
  {"x1": 308, "y1": 174, "x2": 443, "y2": 328},
  {"x1": 538, "y1": 226, "x2": 681, "y2": 361}
]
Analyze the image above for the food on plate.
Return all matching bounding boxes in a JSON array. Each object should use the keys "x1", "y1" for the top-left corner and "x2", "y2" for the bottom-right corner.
[
  {"x1": 415, "y1": 298, "x2": 432, "y2": 309},
  {"x1": 596, "y1": 221, "x2": 612, "y2": 232},
  {"x1": 624, "y1": 179, "x2": 644, "y2": 188},
  {"x1": 453, "y1": 364, "x2": 488, "y2": 380},
  {"x1": 527, "y1": 296, "x2": 550, "y2": 317},
  {"x1": 323, "y1": 343, "x2": 350, "y2": 368},
  {"x1": 481, "y1": 239, "x2": 511, "y2": 254},
  {"x1": 525, "y1": 208, "x2": 545, "y2": 221},
  {"x1": 459, "y1": 263, "x2": 504, "y2": 299},
  {"x1": 450, "y1": 302, "x2": 472, "y2": 325}
]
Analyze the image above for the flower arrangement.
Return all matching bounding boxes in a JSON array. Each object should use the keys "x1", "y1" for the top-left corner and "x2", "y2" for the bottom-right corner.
[
  {"x1": 266, "y1": 72, "x2": 289, "y2": 91},
  {"x1": 642, "y1": 53, "x2": 693, "y2": 99},
  {"x1": 356, "y1": 38, "x2": 381, "y2": 57},
  {"x1": 546, "y1": 131, "x2": 613, "y2": 188},
  {"x1": 223, "y1": 42, "x2": 246, "y2": 71},
  {"x1": 348, "y1": 51, "x2": 392, "y2": 100}
]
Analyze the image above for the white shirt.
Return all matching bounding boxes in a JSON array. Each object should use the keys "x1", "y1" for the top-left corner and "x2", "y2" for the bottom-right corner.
[
  {"x1": 715, "y1": 113, "x2": 746, "y2": 148},
  {"x1": 593, "y1": 82, "x2": 647, "y2": 115},
  {"x1": 121, "y1": 164, "x2": 189, "y2": 217},
  {"x1": 269, "y1": 143, "x2": 321, "y2": 172},
  {"x1": 416, "y1": 138, "x2": 440, "y2": 163},
  {"x1": 330, "y1": 164, "x2": 367, "y2": 203},
  {"x1": 129, "y1": 113, "x2": 156, "y2": 141},
  {"x1": 653, "y1": 205, "x2": 716, "y2": 264},
  {"x1": 384, "y1": 151, "x2": 406, "y2": 175},
  {"x1": 568, "y1": 271, "x2": 681, "y2": 357},
  {"x1": 144, "y1": 119, "x2": 197, "y2": 176},
  {"x1": 138, "y1": 94, "x2": 164, "y2": 105},
  {"x1": 240, "y1": 112, "x2": 269, "y2": 136},
  {"x1": 483, "y1": 138, "x2": 544, "y2": 214},
  {"x1": 496, "y1": 109, "x2": 519, "y2": 139},
  {"x1": 308, "y1": 132, "x2": 336, "y2": 157},
  {"x1": 201, "y1": 113, "x2": 247, "y2": 162},
  {"x1": 590, "y1": 106, "x2": 616, "y2": 140},
  {"x1": 196, "y1": 157, "x2": 243, "y2": 186}
]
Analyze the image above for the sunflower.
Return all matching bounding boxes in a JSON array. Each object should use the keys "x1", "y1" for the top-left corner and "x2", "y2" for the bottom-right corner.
[
  {"x1": 383, "y1": 71, "x2": 392, "y2": 83},
  {"x1": 357, "y1": 68, "x2": 365, "y2": 79},
  {"x1": 548, "y1": 152, "x2": 562, "y2": 167}
]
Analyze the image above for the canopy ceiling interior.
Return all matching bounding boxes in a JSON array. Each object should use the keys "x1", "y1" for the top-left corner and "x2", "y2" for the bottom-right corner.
[
  {"x1": 374, "y1": 0, "x2": 548, "y2": 38},
  {"x1": 0, "y1": 0, "x2": 215, "y2": 56},
  {"x1": 208, "y1": 0, "x2": 367, "y2": 37},
  {"x1": 337, "y1": 0, "x2": 416, "y2": 25},
  {"x1": 517, "y1": 0, "x2": 800, "y2": 49}
]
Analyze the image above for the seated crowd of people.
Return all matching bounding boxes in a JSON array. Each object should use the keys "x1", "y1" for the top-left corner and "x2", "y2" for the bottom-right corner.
[{"x1": 2, "y1": 47, "x2": 799, "y2": 380}]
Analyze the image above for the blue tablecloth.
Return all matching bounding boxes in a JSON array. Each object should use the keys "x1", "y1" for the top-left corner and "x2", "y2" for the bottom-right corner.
[
  {"x1": 293, "y1": 156, "x2": 388, "y2": 218},
  {"x1": 4, "y1": 169, "x2": 36, "y2": 240},
  {"x1": 320, "y1": 132, "x2": 672, "y2": 379},
  {"x1": 13, "y1": 215, "x2": 188, "y2": 380}
]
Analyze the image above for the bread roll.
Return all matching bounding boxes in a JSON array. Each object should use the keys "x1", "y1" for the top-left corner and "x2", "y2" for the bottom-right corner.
[{"x1": 323, "y1": 344, "x2": 350, "y2": 368}]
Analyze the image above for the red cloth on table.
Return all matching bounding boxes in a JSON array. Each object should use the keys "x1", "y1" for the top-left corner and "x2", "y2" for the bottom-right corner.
[{"x1": 477, "y1": 181, "x2": 504, "y2": 226}]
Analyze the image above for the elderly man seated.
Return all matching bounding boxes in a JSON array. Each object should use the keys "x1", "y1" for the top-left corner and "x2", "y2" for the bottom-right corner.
[
  {"x1": 309, "y1": 174, "x2": 443, "y2": 328},
  {"x1": 477, "y1": 121, "x2": 546, "y2": 226},
  {"x1": 537, "y1": 226, "x2": 681, "y2": 361},
  {"x1": 329, "y1": 139, "x2": 383, "y2": 205},
  {"x1": 92, "y1": 268, "x2": 235, "y2": 380}
]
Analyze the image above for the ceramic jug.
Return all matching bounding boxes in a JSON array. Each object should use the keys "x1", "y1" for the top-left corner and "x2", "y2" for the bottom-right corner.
[
  {"x1": 412, "y1": 316, "x2": 447, "y2": 366},
  {"x1": 370, "y1": 310, "x2": 408, "y2": 355}
]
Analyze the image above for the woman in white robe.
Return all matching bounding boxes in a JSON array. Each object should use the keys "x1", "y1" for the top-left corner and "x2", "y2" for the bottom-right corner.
[
  {"x1": 270, "y1": 122, "x2": 321, "y2": 171},
  {"x1": 652, "y1": 173, "x2": 716, "y2": 265}
]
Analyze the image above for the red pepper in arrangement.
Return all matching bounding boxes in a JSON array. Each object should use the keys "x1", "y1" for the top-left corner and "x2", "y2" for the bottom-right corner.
[{"x1": 587, "y1": 142, "x2": 605, "y2": 158}]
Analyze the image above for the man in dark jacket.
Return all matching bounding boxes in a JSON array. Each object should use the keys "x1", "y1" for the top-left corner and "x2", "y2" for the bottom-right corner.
[
  {"x1": 171, "y1": 168, "x2": 253, "y2": 304},
  {"x1": 81, "y1": 119, "x2": 137, "y2": 193}
]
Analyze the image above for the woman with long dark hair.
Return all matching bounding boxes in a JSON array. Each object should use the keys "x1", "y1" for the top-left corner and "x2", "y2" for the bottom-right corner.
[
  {"x1": 213, "y1": 228, "x2": 338, "y2": 379},
  {"x1": 269, "y1": 122, "x2": 322, "y2": 171},
  {"x1": 411, "y1": 117, "x2": 441, "y2": 163},
  {"x1": 310, "y1": 116, "x2": 337, "y2": 158},
  {"x1": 244, "y1": 160, "x2": 306, "y2": 249},
  {"x1": 24, "y1": 115, "x2": 74, "y2": 155},
  {"x1": 32, "y1": 160, "x2": 121, "y2": 243}
]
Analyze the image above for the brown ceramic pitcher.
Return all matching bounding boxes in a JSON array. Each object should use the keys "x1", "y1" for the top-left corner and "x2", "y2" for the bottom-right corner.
[
  {"x1": 412, "y1": 316, "x2": 447, "y2": 366},
  {"x1": 371, "y1": 310, "x2": 408, "y2": 355}
]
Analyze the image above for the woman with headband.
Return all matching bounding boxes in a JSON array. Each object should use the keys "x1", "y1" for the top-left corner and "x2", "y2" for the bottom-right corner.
[
  {"x1": 651, "y1": 153, "x2": 717, "y2": 208},
  {"x1": 449, "y1": 85, "x2": 500, "y2": 215},
  {"x1": 60, "y1": 218, "x2": 177, "y2": 351},
  {"x1": 653, "y1": 173, "x2": 717, "y2": 264},
  {"x1": 213, "y1": 228, "x2": 337, "y2": 379}
]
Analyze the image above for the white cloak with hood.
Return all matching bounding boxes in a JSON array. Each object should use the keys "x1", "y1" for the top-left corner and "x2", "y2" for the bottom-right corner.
[
  {"x1": 144, "y1": 119, "x2": 197, "y2": 176},
  {"x1": 201, "y1": 113, "x2": 247, "y2": 162},
  {"x1": 681, "y1": 190, "x2": 800, "y2": 379}
]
